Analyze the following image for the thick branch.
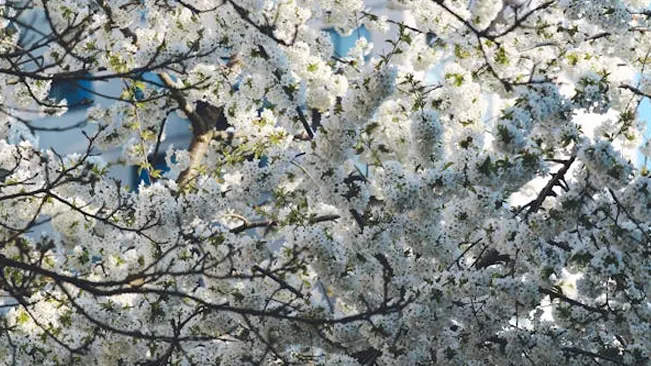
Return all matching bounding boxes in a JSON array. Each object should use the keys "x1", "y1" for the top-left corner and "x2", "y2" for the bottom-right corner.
[
  {"x1": 516, "y1": 154, "x2": 577, "y2": 218},
  {"x1": 157, "y1": 72, "x2": 222, "y2": 188},
  {"x1": 158, "y1": 72, "x2": 211, "y2": 134},
  {"x1": 231, "y1": 214, "x2": 341, "y2": 234},
  {"x1": 0, "y1": 253, "x2": 413, "y2": 326},
  {"x1": 562, "y1": 346, "x2": 631, "y2": 365},
  {"x1": 175, "y1": 129, "x2": 215, "y2": 188},
  {"x1": 538, "y1": 287, "x2": 608, "y2": 315}
]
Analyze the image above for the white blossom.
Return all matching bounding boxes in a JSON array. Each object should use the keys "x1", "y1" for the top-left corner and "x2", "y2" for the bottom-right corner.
[{"x1": 0, "y1": 0, "x2": 650, "y2": 365}]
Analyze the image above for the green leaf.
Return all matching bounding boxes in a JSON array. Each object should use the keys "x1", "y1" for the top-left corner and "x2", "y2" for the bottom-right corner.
[
  {"x1": 16, "y1": 309, "x2": 30, "y2": 324},
  {"x1": 495, "y1": 46, "x2": 509, "y2": 65}
]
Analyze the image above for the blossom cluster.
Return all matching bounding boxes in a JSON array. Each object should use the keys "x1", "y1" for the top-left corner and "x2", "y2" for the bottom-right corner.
[{"x1": 0, "y1": 0, "x2": 650, "y2": 365}]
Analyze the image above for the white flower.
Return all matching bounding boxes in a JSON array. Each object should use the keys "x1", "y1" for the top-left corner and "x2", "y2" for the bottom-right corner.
[
  {"x1": 640, "y1": 139, "x2": 651, "y2": 158},
  {"x1": 470, "y1": 0, "x2": 504, "y2": 28}
]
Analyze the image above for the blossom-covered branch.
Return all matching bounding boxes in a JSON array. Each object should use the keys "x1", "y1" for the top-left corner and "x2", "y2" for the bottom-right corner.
[{"x1": 0, "y1": 0, "x2": 650, "y2": 365}]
